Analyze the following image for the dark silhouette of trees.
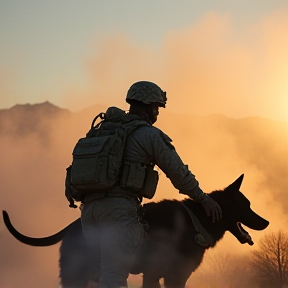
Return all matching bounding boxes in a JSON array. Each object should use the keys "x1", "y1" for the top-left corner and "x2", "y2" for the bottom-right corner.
[{"x1": 250, "y1": 231, "x2": 288, "y2": 288}]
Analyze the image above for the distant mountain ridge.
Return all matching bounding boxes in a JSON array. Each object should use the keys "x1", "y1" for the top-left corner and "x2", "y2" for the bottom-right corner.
[
  {"x1": 0, "y1": 100, "x2": 67, "y2": 117},
  {"x1": 0, "y1": 101, "x2": 72, "y2": 136},
  {"x1": 1, "y1": 101, "x2": 288, "y2": 138},
  {"x1": 2, "y1": 101, "x2": 287, "y2": 124}
]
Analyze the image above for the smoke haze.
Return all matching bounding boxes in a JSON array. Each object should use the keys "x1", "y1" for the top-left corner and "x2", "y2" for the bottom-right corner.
[
  {"x1": 61, "y1": 10, "x2": 288, "y2": 122},
  {"x1": 0, "y1": 102, "x2": 287, "y2": 287}
]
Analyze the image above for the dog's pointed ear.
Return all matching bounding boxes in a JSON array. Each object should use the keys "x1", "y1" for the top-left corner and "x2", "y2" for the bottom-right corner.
[{"x1": 226, "y1": 174, "x2": 244, "y2": 192}]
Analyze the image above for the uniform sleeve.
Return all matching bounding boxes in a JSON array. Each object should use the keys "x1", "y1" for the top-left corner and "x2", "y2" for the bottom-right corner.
[{"x1": 150, "y1": 129, "x2": 205, "y2": 201}]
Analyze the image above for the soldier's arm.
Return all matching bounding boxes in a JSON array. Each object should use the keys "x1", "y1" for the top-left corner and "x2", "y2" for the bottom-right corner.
[{"x1": 150, "y1": 128, "x2": 205, "y2": 201}]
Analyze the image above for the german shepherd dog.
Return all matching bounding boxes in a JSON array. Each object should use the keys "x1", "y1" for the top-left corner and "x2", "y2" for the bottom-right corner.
[{"x1": 3, "y1": 175, "x2": 269, "y2": 288}]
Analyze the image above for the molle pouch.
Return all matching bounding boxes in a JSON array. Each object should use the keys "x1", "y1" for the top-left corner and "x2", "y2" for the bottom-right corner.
[
  {"x1": 120, "y1": 162, "x2": 146, "y2": 191},
  {"x1": 71, "y1": 135, "x2": 113, "y2": 190},
  {"x1": 138, "y1": 167, "x2": 159, "y2": 199}
]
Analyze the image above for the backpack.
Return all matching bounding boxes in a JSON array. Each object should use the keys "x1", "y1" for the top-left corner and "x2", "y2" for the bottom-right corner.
[{"x1": 65, "y1": 107, "x2": 148, "y2": 208}]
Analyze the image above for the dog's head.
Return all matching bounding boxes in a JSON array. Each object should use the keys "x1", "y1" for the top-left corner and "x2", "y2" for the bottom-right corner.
[{"x1": 211, "y1": 174, "x2": 269, "y2": 245}]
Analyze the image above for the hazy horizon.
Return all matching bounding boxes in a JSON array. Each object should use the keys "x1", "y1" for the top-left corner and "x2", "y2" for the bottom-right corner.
[{"x1": 2, "y1": 101, "x2": 288, "y2": 125}]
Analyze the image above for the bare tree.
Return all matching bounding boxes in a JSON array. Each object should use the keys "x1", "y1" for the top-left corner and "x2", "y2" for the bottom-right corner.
[{"x1": 250, "y1": 231, "x2": 288, "y2": 288}]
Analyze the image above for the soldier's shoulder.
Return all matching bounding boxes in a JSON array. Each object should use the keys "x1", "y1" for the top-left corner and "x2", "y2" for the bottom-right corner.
[
  {"x1": 136, "y1": 126, "x2": 174, "y2": 146},
  {"x1": 136, "y1": 125, "x2": 163, "y2": 135}
]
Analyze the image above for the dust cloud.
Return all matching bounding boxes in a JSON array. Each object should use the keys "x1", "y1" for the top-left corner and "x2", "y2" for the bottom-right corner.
[
  {"x1": 62, "y1": 10, "x2": 288, "y2": 122},
  {"x1": 0, "y1": 102, "x2": 287, "y2": 288}
]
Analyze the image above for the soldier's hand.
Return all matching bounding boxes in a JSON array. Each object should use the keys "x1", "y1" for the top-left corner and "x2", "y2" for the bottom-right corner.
[{"x1": 200, "y1": 194, "x2": 222, "y2": 223}]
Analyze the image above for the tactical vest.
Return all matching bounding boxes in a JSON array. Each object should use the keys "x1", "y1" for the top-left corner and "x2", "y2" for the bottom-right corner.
[{"x1": 65, "y1": 107, "x2": 158, "y2": 208}]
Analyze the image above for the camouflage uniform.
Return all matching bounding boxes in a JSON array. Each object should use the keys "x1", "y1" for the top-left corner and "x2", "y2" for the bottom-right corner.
[
  {"x1": 81, "y1": 123, "x2": 205, "y2": 288},
  {"x1": 81, "y1": 81, "x2": 216, "y2": 288}
]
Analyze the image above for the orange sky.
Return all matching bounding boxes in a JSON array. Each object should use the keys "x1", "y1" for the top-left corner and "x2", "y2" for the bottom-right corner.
[
  {"x1": 1, "y1": 6, "x2": 288, "y2": 122},
  {"x1": 61, "y1": 10, "x2": 288, "y2": 122}
]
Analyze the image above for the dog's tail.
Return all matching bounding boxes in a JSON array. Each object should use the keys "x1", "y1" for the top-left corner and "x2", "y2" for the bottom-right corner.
[{"x1": 2, "y1": 210, "x2": 77, "y2": 246}]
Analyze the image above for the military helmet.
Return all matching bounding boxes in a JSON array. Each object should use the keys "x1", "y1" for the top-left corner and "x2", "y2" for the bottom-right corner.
[{"x1": 126, "y1": 81, "x2": 167, "y2": 107}]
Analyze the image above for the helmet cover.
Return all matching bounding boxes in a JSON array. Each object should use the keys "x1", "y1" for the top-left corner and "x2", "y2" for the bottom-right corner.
[{"x1": 126, "y1": 81, "x2": 167, "y2": 107}]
